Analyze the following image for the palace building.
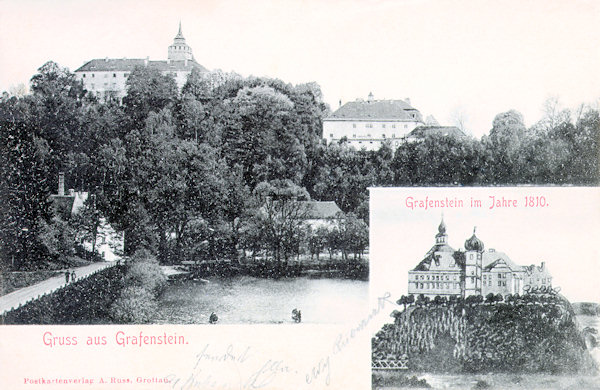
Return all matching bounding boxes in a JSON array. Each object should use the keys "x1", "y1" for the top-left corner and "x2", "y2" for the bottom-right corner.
[
  {"x1": 323, "y1": 93, "x2": 465, "y2": 150},
  {"x1": 407, "y1": 219, "x2": 552, "y2": 299},
  {"x1": 74, "y1": 23, "x2": 207, "y2": 101},
  {"x1": 323, "y1": 93, "x2": 423, "y2": 150}
]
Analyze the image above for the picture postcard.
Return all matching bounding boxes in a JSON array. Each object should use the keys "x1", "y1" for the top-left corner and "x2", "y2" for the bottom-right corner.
[{"x1": 1, "y1": 1, "x2": 599, "y2": 389}]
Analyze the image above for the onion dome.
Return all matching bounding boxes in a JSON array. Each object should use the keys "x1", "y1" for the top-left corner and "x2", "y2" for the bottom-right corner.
[
  {"x1": 435, "y1": 218, "x2": 447, "y2": 237},
  {"x1": 464, "y1": 227, "x2": 484, "y2": 251}
]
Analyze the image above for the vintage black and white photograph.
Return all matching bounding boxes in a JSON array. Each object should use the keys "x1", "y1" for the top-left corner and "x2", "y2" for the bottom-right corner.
[
  {"x1": 0, "y1": 11, "x2": 373, "y2": 327},
  {"x1": 0, "y1": 0, "x2": 599, "y2": 389},
  {"x1": 370, "y1": 187, "x2": 600, "y2": 389}
]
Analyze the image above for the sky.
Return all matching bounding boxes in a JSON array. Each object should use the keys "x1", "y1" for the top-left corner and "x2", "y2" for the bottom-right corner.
[
  {"x1": 369, "y1": 186, "x2": 600, "y2": 332},
  {"x1": 1, "y1": 0, "x2": 599, "y2": 138}
]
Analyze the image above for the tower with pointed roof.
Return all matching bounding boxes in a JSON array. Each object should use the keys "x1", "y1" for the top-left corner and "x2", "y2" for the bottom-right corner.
[
  {"x1": 464, "y1": 227, "x2": 483, "y2": 297},
  {"x1": 168, "y1": 22, "x2": 194, "y2": 62},
  {"x1": 75, "y1": 23, "x2": 208, "y2": 102},
  {"x1": 407, "y1": 218, "x2": 463, "y2": 298},
  {"x1": 435, "y1": 217, "x2": 448, "y2": 245}
]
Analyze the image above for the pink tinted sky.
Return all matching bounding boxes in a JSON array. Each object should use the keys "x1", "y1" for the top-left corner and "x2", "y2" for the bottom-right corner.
[{"x1": 1, "y1": 0, "x2": 599, "y2": 137}]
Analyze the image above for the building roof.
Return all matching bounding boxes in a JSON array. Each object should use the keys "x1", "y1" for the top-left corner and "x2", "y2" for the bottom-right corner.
[
  {"x1": 299, "y1": 201, "x2": 342, "y2": 219},
  {"x1": 482, "y1": 250, "x2": 523, "y2": 272},
  {"x1": 174, "y1": 22, "x2": 185, "y2": 41},
  {"x1": 435, "y1": 219, "x2": 447, "y2": 237},
  {"x1": 75, "y1": 58, "x2": 207, "y2": 73},
  {"x1": 407, "y1": 125, "x2": 466, "y2": 139},
  {"x1": 413, "y1": 242, "x2": 458, "y2": 271},
  {"x1": 465, "y1": 230, "x2": 485, "y2": 252},
  {"x1": 50, "y1": 195, "x2": 75, "y2": 219},
  {"x1": 50, "y1": 192, "x2": 88, "y2": 218},
  {"x1": 326, "y1": 99, "x2": 422, "y2": 121}
]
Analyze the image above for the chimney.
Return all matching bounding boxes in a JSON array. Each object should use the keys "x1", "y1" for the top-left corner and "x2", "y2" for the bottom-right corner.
[
  {"x1": 540, "y1": 261, "x2": 545, "y2": 269},
  {"x1": 405, "y1": 97, "x2": 411, "y2": 105},
  {"x1": 367, "y1": 92, "x2": 374, "y2": 102},
  {"x1": 58, "y1": 172, "x2": 65, "y2": 196},
  {"x1": 339, "y1": 99, "x2": 342, "y2": 107}
]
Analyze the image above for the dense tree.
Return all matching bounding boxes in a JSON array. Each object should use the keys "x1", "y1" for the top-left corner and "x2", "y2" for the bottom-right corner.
[
  {"x1": 559, "y1": 109, "x2": 600, "y2": 184},
  {"x1": 0, "y1": 104, "x2": 54, "y2": 269},
  {"x1": 243, "y1": 180, "x2": 310, "y2": 263},
  {"x1": 484, "y1": 110, "x2": 529, "y2": 183},
  {"x1": 27, "y1": 61, "x2": 88, "y2": 174},
  {"x1": 336, "y1": 213, "x2": 369, "y2": 260},
  {"x1": 310, "y1": 143, "x2": 376, "y2": 215},
  {"x1": 392, "y1": 134, "x2": 487, "y2": 185},
  {"x1": 221, "y1": 85, "x2": 306, "y2": 187},
  {"x1": 307, "y1": 226, "x2": 328, "y2": 261},
  {"x1": 398, "y1": 295, "x2": 408, "y2": 310},
  {"x1": 38, "y1": 215, "x2": 77, "y2": 262},
  {"x1": 94, "y1": 108, "x2": 228, "y2": 260},
  {"x1": 122, "y1": 66, "x2": 178, "y2": 128},
  {"x1": 70, "y1": 196, "x2": 103, "y2": 257},
  {"x1": 220, "y1": 167, "x2": 252, "y2": 260},
  {"x1": 3, "y1": 60, "x2": 600, "y2": 272}
]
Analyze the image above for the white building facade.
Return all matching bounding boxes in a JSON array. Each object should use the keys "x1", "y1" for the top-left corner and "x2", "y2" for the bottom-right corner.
[{"x1": 323, "y1": 93, "x2": 424, "y2": 151}]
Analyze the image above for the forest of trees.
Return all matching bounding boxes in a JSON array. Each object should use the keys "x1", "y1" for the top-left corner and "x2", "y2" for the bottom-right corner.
[{"x1": 0, "y1": 61, "x2": 598, "y2": 270}]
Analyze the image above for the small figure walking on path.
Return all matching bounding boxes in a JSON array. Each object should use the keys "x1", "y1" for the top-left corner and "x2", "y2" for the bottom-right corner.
[
  {"x1": 65, "y1": 270, "x2": 70, "y2": 284},
  {"x1": 209, "y1": 312, "x2": 218, "y2": 324},
  {"x1": 71, "y1": 270, "x2": 76, "y2": 282},
  {"x1": 292, "y1": 308, "x2": 301, "y2": 323}
]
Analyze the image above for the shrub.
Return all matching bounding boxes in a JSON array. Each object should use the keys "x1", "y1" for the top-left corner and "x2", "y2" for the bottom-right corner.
[
  {"x1": 109, "y1": 286, "x2": 157, "y2": 323},
  {"x1": 125, "y1": 249, "x2": 166, "y2": 295}
]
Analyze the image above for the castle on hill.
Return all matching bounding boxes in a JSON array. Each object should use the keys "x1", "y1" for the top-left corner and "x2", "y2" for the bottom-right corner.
[
  {"x1": 74, "y1": 23, "x2": 207, "y2": 101},
  {"x1": 408, "y1": 219, "x2": 552, "y2": 298},
  {"x1": 323, "y1": 93, "x2": 465, "y2": 150}
]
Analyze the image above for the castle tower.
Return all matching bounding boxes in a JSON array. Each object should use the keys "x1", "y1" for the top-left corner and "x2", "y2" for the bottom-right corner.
[
  {"x1": 463, "y1": 227, "x2": 484, "y2": 297},
  {"x1": 168, "y1": 22, "x2": 194, "y2": 62},
  {"x1": 435, "y1": 217, "x2": 448, "y2": 245}
]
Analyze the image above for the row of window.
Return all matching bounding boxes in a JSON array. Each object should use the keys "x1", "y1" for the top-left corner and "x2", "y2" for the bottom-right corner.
[
  {"x1": 480, "y1": 279, "x2": 508, "y2": 287},
  {"x1": 352, "y1": 123, "x2": 409, "y2": 129},
  {"x1": 356, "y1": 140, "x2": 401, "y2": 145},
  {"x1": 330, "y1": 134, "x2": 402, "y2": 139},
  {"x1": 351, "y1": 134, "x2": 398, "y2": 139},
  {"x1": 414, "y1": 274, "x2": 457, "y2": 281},
  {"x1": 414, "y1": 282, "x2": 460, "y2": 290},
  {"x1": 483, "y1": 273, "x2": 509, "y2": 280},
  {"x1": 82, "y1": 73, "x2": 129, "y2": 79},
  {"x1": 88, "y1": 83, "x2": 118, "y2": 90}
]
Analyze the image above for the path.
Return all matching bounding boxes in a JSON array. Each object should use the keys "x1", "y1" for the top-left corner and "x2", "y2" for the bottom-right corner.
[{"x1": 0, "y1": 262, "x2": 115, "y2": 315}]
